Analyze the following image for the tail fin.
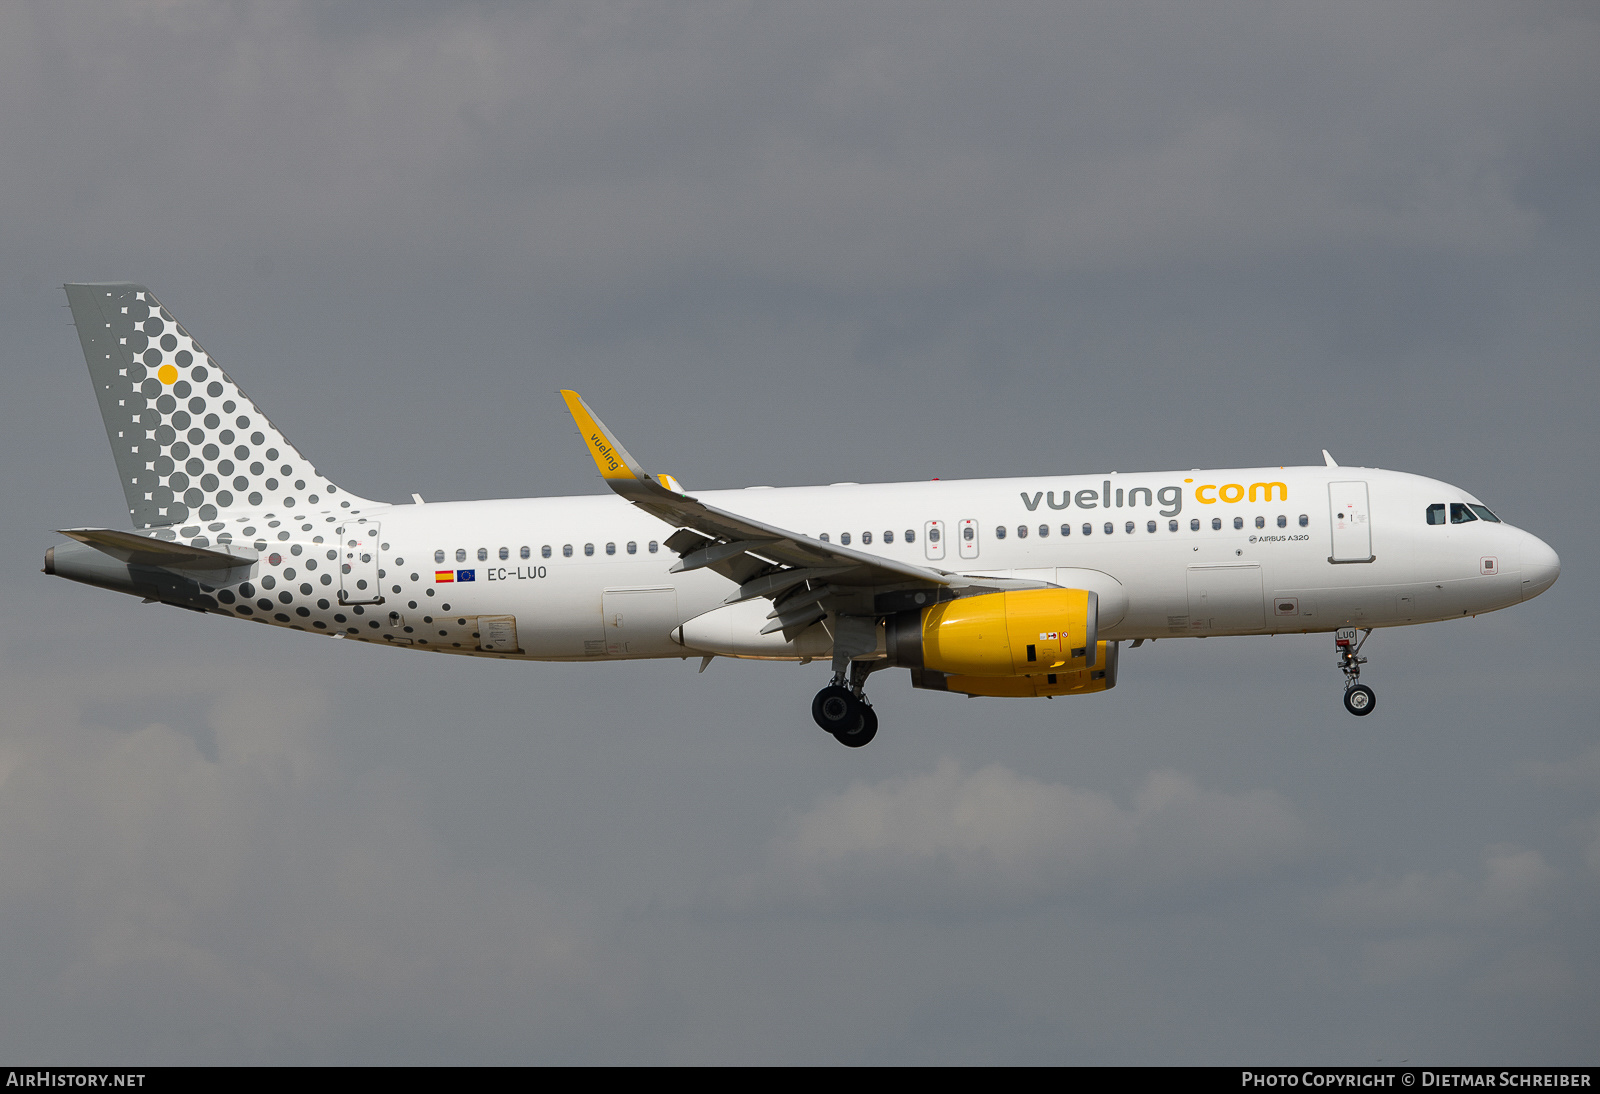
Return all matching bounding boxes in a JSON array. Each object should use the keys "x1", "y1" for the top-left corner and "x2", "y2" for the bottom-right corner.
[{"x1": 64, "y1": 283, "x2": 375, "y2": 530}]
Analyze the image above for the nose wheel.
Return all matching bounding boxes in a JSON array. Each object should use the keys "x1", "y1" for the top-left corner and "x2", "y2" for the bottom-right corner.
[{"x1": 1335, "y1": 628, "x2": 1377, "y2": 716}]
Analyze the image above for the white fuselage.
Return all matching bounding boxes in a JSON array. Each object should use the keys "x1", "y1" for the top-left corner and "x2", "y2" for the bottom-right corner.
[{"x1": 234, "y1": 464, "x2": 1556, "y2": 661}]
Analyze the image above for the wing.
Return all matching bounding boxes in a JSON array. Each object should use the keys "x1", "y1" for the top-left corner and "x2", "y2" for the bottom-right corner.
[{"x1": 560, "y1": 390, "x2": 1045, "y2": 638}]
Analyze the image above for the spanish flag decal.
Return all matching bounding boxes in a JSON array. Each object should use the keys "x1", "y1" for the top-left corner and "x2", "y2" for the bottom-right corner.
[{"x1": 435, "y1": 570, "x2": 454, "y2": 583}]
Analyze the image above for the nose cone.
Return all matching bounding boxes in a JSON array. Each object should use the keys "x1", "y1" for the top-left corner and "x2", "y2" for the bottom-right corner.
[{"x1": 1520, "y1": 534, "x2": 1560, "y2": 601}]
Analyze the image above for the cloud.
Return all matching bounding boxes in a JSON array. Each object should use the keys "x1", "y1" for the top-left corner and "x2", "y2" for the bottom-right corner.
[
  {"x1": 1519, "y1": 744, "x2": 1600, "y2": 790},
  {"x1": 730, "y1": 760, "x2": 1306, "y2": 913},
  {"x1": 2, "y1": 2, "x2": 1586, "y2": 290},
  {"x1": 0, "y1": 668, "x2": 605, "y2": 1060},
  {"x1": 1318, "y1": 844, "x2": 1559, "y2": 931},
  {"x1": 1316, "y1": 844, "x2": 1563, "y2": 989},
  {"x1": 1580, "y1": 815, "x2": 1600, "y2": 876}
]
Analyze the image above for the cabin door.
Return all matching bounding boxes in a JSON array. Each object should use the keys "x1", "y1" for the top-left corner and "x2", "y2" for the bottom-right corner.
[
  {"x1": 1328, "y1": 481, "x2": 1374, "y2": 562},
  {"x1": 337, "y1": 521, "x2": 384, "y2": 605}
]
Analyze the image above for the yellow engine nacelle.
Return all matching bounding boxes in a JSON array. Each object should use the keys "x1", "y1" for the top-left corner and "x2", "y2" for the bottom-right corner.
[
  {"x1": 908, "y1": 640, "x2": 1120, "y2": 698},
  {"x1": 886, "y1": 588, "x2": 1099, "y2": 677}
]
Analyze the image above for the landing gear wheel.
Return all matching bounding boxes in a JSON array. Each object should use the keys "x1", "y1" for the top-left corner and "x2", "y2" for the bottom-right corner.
[
  {"x1": 1333, "y1": 629, "x2": 1376, "y2": 717},
  {"x1": 833, "y1": 704, "x2": 878, "y2": 748},
  {"x1": 812, "y1": 685, "x2": 858, "y2": 733}
]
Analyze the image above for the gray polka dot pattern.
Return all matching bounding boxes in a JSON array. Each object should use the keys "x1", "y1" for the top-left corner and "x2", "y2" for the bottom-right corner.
[
  {"x1": 65, "y1": 283, "x2": 372, "y2": 529},
  {"x1": 63, "y1": 284, "x2": 520, "y2": 658}
]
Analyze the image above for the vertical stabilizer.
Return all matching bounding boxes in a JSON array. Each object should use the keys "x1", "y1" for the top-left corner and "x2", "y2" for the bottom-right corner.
[{"x1": 65, "y1": 283, "x2": 375, "y2": 529}]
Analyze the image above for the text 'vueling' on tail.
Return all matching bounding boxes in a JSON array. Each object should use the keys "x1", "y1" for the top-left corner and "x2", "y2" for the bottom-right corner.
[{"x1": 64, "y1": 283, "x2": 375, "y2": 533}]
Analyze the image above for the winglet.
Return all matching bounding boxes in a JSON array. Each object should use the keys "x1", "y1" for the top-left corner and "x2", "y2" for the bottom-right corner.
[
  {"x1": 560, "y1": 390, "x2": 686, "y2": 496},
  {"x1": 1322, "y1": 449, "x2": 1339, "y2": 467}
]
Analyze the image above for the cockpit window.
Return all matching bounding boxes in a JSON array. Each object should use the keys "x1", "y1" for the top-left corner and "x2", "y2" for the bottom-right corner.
[
  {"x1": 1450, "y1": 503, "x2": 1478, "y2": 524},
  {"x1": 1469, "y1": 505, "x2": 1501, "y2": 523},
  {"x1": 1426, "y1": 503, "x2": 1446, "y2": 525}
]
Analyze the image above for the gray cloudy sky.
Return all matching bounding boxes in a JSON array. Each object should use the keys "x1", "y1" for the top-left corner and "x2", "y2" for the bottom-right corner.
[{"x1": 2, "y1": 1, "x2": 1596, "y2": 1063}]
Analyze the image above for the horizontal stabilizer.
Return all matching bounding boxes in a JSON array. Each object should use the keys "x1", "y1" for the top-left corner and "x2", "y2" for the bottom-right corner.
[{"x1": 58, "y1": 527, "x2": 259, "y2": 571}]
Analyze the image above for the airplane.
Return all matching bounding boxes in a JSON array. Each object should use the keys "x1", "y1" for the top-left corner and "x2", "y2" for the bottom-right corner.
[{"x1": 46, "y1": 283, "x2": 1561, "y2": 747}]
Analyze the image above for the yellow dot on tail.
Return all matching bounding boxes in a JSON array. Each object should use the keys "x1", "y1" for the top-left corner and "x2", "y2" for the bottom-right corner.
[{"x1": 157, "y1": 364, "x2": 178, "y2": 385}]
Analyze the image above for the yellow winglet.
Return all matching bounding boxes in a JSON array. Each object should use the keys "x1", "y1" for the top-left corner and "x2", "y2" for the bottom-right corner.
[
  {"x1": 561, "y1": 389, "x2": 648, "y2": 483},
  {"x1": 560, "y1": 390, "x2": 686, "y2": 495}
]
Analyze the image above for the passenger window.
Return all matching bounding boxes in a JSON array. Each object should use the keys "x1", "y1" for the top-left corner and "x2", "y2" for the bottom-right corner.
[
  {"x1": 1426, "y1": 503, "x2": 1446, "y2": 525},
  {"x1": 1082, "y1": 523, "x2": 1092, "y2": 536},
  {"x1": 1016, "y1": 525, "x2": 1028, "y2": 538},
  {"x1": 1212, "y1": 518, "x2": 1222, "y2": 530},
  {"x1": 1190, "y1": 519, "x2": 1200, "y2": 531},
  {"x1": 1104, "y1": 522, "x2": 1113, "y2": 535},
  {"x1": 1469, "y1": 505, "x2": 1501, "y2": 523},
  {"x1": 541, "y1": 545, "x2": 552, "y2": 558},
  {"x1": 905, "y1": 529, "x2": 916, "y2": 544},
  {"x1": 1255, "y1": 516, "x2": 1265, "y2": 529},
  {"x1": 456, "y1": 548, "x2": 466, "y2": 563},
  {"x1": 819, "y1": 533, "x2": 830, "y2": 542},
  {"x1": 1147, "y1": 521, "x2": 1157, "y2": 533},
  {"x1": 994, "y1": 526, "x2": 1006, "y2": 539},
  {"x1": 520, "y1": 546, "x2": 530, "y2": 559},
  {"x1": 1450, "y1": 503, "x2": 1478, "y2": 524},
  {"x1": 1061, "y1": 524, "x2": 1071, "y2": 536},
  {"x1": 1039, "y1": 524, "x2": 1049, "y2": 538},
  {"x1": 928, "y1": 527, "x2": 940, "y2": 544},
  {"x1": 627, "y1": 541, "x2": 637, "y2": 554},
  {"x1": 1276, "y1": 515, "x2": 1286, "y2": 528},
  {"x1": 841, "y1": 532, "x2": 851, "y2": 545},
  {"x1": 434, "y1": 549, "x2": 445, "y2": 564},
  {"x1": 499, "y1": 547, "x2": 509, "y2": 560},
  {"x1": 884, "y1": 530, "x2": 895, "y2": 544},
  {"x1": 862, "y1": 531, "x2": 872, "y2": 545},
  {"x1": 1299, "y1": 514, "x2": 1309, "y2": 527},
  {"x1": 605, "y1": 542, "x2": 616, "y2": 555},
  {"x1": 1233, "y1": 517, "x2": 1244, "y2": 530},
  {"x1": 649, "y1": 540, "x2": 659, "y2": 553},
  {"x1": 1169, "y1": 520, "x2": 1178, "y2": 532},
  {"x1": 562, "y1": 544, "x2": 573, "y2": 558}
]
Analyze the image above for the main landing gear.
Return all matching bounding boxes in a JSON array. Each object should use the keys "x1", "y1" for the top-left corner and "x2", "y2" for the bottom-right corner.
[
  {"x1": 812, "y1": 660, "x2": 880, "y2": 747},
  {"x1": 1335, "y1": 627, "x2": 1377, "y2": 716}
]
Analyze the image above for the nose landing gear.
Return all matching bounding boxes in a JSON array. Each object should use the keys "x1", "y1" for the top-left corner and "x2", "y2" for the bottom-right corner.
[{"x1": 1335, "y1": 627, "x2": 1377, "y2": 716}]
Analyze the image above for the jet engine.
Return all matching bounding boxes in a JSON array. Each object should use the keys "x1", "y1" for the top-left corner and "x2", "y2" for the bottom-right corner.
[
  {"x1": 907, "y1": 640, "x2": 1119, "y2": 697},
  {"x1": 884, "y1": 587, "x2": 1118, "y2": 698},
  {"x1": 885, "y1": 586, "x2": 1098, "y2": 671}
]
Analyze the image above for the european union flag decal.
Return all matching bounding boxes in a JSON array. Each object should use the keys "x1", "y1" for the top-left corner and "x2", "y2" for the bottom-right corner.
[{"x1": 456, "y1": 569, "x2": 476, "y2": 582}]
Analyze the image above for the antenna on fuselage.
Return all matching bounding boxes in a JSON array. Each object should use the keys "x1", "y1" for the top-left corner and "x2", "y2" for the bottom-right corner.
[{"x1": 1322, "y1": 449, "x2": 1339, "y2": 467}]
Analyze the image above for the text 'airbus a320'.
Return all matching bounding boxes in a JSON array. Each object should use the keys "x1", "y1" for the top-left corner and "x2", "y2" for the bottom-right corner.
[{"x1": 48, "y1": 284, "x2": 1560, "y2": 746}]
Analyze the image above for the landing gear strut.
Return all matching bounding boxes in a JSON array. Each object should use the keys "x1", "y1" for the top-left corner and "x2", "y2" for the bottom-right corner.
[
  {"x1": 1335, "y1": 627, "x2": 1376, "y2": 716},
  {"x1": 811, "y1": 660, "x2": 881, "y2": 747}
]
